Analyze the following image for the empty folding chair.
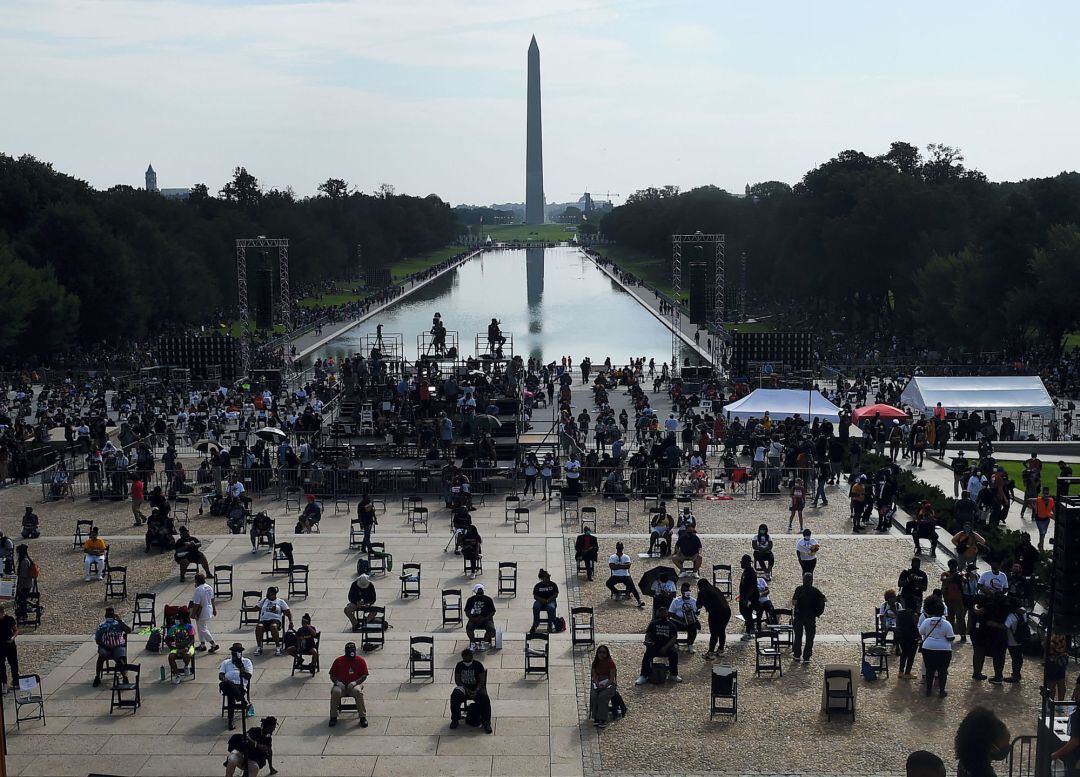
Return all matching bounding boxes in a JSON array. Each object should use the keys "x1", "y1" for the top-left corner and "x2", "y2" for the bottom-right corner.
[
  {"x1": 498, "y1": 562, "x2": 517, "y2": 597},
  {"x1": 288, "y1": 565, "x2": 310, "y2": 598},
  {"x1": 214, "y1": 565, "x2": 234, "y2": 598},
  {"x1": 504, "y1": 495, "x2": 520, "y2": 523},
  {"x1": 711, "y1": 564, "x2": 733, "y2": 598},
  {"x1": 400, "y1": 563, "x2": 422, "y2": 598},
  {"x1": 612, "y1": 495, "x2": 630, "y2": 526},
  {"x1": 132, "y1": 593, "x2": 156, "y2": 629},
  {"x1": 709, "y1": 666, "x2": 737, "y2": 721},
  {"x1": 580, "y1": 507, "x2": 597, "y2": 533},
  {"x1": 570, "y1": 607, "x2": 595, "y2": 649},
  {"x1": 514, "y1": 507, "x2": 530, "y2": 533},
  {"x1": 408, "y1": 636, "x2": 435, "y2": 682},
  {"x1": 442, "y1": 588, "x2": 463, "y2": 628},
  {"x1": 105, "y1": 565, "x2": 127, "y2": 601},
  {"x1": 524, "y1": 632, "x2": 549, "y2": 678},
  {"x1": 13, "y1": 674, "x2": 46, "y2": 729},
  {"x1": 109, "y1": 663, "x2": 141, "y2": 715}
]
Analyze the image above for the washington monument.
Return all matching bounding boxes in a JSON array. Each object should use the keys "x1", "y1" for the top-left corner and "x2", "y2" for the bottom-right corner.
[{"x1": 525, "y1": 35, "x2": 545, "y2": 225}]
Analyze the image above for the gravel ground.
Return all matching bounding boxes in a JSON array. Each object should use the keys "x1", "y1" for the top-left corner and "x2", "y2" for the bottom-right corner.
[
  {"x1": 12, "y1": 641, "x2": 77, "y2": 678},
  {"x1": 19, "y1": 539, "x2": 176, "y2": 635},
  {"x1": 595, "y1": 641, "x2": 1040, "y2": 775},
  {"x1": 571, "y1": 535, "x2": 939, "y2": 637}
]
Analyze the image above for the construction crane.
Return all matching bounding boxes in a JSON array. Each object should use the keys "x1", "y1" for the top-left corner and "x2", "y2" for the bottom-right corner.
[{"x1": 571, "y1": 191, "x2": 621, "y2": 214}]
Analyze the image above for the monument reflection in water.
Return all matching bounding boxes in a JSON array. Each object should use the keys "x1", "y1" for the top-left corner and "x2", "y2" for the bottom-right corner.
[{"x1": 314, "y1": 246, "x2": 682, "y2": 367}]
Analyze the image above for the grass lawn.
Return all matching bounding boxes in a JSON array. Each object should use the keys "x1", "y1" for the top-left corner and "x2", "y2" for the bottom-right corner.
[
  {"x1": 591, "y1": 243, "x2": 677, "y2": 299},
  {"x1": 723, "y1": 320, "x2": 778, "y2": 334},
  {"x1": 479, "y1": 223, "x2": 578, "y2": 242},
  {"x1": 1064, "y1": 332, "x2": 1080, "y2": 352},
  {"x1": 996, "y1": 460, "x2": 1074, "y2": 491},
  {"x1": 389, "y1": 245, "x2": 469, "y2": 283}
]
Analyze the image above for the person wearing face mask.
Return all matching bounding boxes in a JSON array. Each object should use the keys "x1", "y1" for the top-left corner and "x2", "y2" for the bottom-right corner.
[
  {"x1": 574, "y1": 527, "x2": 599, "y2": 581},
  {"x1": 954, "y1": 706, "x2": 1011, "y2": 777},
  {"x1": 667, "y1": 582, "x2": 700, "y2": 653},
  {"x1": 328, "y1": 641, "x2": 368, "y2": 728},
  {"x1": 751, "y1": 524, "x2": 774, "y2": 579},
  {"x1": 450, "y1": 647, "x2": 492, "y2": 733},
  {"x1": 219, "y1": 642, "x2": 254, "y2": 730}
]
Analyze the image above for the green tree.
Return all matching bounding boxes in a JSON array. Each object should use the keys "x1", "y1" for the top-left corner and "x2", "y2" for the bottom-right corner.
[{"x1": 219, "y1": 166, "x2": 262, "y2": 207}]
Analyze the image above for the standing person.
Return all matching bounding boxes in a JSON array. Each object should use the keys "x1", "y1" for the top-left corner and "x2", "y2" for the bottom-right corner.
[
  {"x1": 951, "y1": 451, "x2": 969, "y2": 497},
  {"x1": 1045, "y1": 633, "x2": 1070, "y2": 701},
  {"x1": 791, "y1": 573, "x2": 826, "y2": 664},
  {"x1": 356, "y1": 496, "x2": 378, "y2": 553},
  {"x1": 14, "y1": 544, "x2": 34, "y2": 621},
  {"x1": 787, "y1": 478, "x2": 806, "y2": 532},
  {"x1": 971, "y1": 594, "x2": 1010, "y2": 684},
  {"x1": 130, "y1": 476, "x2": 145, "y2": 526},
  {"x1": 1004, "y1": 600, "x2": 1029, "y2": 683},
  {"x1": 0, "y1": 604, "x2": 18, "y2": 691},
  {"x1": 795, "y1": 529, "x2": 820, "y2": 578},
  {"x1": 896, "y1": 603, "x2": 920, "y2": 679},
  {"x1": 191, "y1": 573, "x2": 219, "y2": 654},
  {"x1": 696, "y1": 578, "x2": 731, "y2": 659},
  {"x1": 450, "y1": 647, "x2": 492, "y2": 733},
  {"x1": 918, "y1": 597, "x2": 955, "y2": 697},
  {"x1": 522, "y1": 452, "x2": 540, "y2": 498},
  {"x1": 604, "y1": 542, "x2": 644, "y2": 607},
  {"x1": 539, "y1": 454, "x2": 554, "y2": 500},
  {"x1": 589, "y1": 645, "x2": 618, "y2": 728},
  {"x1": 898, "y1": 558, "x2": 929, "y2": 613},
  {"x1": 328, "y1": 642, "x2": 369, "y2": 728},
  {"x1": 737, "y1": 554, "x2": 760, "y2": 640},
  {"x1": 940, "y1": 560, "x2": 968, "y2": 643},
  {"x1": 1032, "y1": 487, "x2": 1056, "y2": 551}
]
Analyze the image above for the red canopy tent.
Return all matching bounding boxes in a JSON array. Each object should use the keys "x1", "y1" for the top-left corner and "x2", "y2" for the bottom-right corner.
[{"x1": 852, "y1": 404, "x2": 909, "y2": 424}]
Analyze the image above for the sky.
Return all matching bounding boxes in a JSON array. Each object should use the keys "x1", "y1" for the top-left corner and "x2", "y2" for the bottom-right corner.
[{"x1": 3, "y1": 0, "x2": 1079, "y2": 206}]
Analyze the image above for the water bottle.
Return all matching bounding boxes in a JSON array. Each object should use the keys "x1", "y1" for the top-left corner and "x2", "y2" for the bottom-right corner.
[{"x1": 159, "y1": 666, "x2": 166, "y2": 682}]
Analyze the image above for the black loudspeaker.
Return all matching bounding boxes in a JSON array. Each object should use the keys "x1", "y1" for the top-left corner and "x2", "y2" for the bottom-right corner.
[
  {"x1": 687, "y1": 263, "x2": 708, "y2": 325},
  {"x1": 156, "y1": 335, "x2": 241, "y2": 382},
  {"x1": 730, "y1": 332, "x2": 813, "y2": 375},
  {"x1": 1052, "y1": 503, "x2": 1080, "y2": 634},
  {"x1": 255, "y1": 267, "x2": 274, "y2": 330}
]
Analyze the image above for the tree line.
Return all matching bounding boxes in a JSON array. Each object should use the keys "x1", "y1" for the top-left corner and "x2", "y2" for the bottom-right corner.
[
  {"x1": 600, "y1": 142, "x2": 1080, "y2": 357},
  {"x1": 0, "y1": 156, "x2": 457, "y2": 361}
]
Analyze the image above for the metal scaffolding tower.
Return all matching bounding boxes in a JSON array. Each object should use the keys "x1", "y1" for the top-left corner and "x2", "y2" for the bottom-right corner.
[
  {"x1": 236, "y1": 237, "x2": 290, "y2": 376},
  {"x1": 671, "y1": 232, "x2": 725, "y2": 374}
]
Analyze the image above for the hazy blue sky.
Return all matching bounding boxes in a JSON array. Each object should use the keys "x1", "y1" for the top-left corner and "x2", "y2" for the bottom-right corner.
[{"x1": 3, "y1": 0, "x2": 1078, "y2": 205}]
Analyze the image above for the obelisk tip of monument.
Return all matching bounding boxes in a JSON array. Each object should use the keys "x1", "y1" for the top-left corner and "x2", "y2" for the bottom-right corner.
[{"x1": 529, "y1": 35, "x2": 538, "y2": 50}]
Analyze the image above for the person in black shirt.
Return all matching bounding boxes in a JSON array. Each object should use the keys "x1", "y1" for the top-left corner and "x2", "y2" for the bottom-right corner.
[
  {"x1": 574, "y1": 527, "x2": 599, "y2": 581},
  {"x1": 464, "y1": 584, "x2": 497, "y2": 648},
  {"x1": 0, "y1": 604, "x2": 18, "y2": 690},
  {"x1": 898, "y1": 558, "x2": 929, "y2": 613},
  {"x1": 791, "y1": 573, "x2": 827, "y2": 663},
  {"x1": 357, "y1": 497, "x2": 378, "y2": 553},
  {"x1": 225, "y1": 715, "x2": 277, "y2": 777},
  {"x1": 634, "y1": 610, "x2": 681, "y2": 685},
  {"x1": 173, "y1": 526, "x2": 212, "y2": 578},
  {"x1": 531, "y1": 569, "x2": 559, "y2": 632},
  {"x1": 450, "y1": 647, "x2": 492, "y2": 733},
  {"x1": 695, "y1": 578, "x2": 731, "y2": 658},
  {"x1": 344, "y1": 574, "x2": 377, "y2": 631},
  {"x1": 672, "y1": 529, "x2": 702, "y2": 575},
  {"x1": 738, "y1": 554, "x2": 761, "y2": 639}
]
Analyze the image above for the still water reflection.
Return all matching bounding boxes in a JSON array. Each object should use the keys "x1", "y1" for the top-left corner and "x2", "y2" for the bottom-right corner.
[{"x1": 313, "y1": 246, "x2": 680, "y2": 366}]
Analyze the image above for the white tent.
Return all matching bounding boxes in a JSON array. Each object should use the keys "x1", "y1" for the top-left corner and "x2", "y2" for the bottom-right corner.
[
  {"x1": 899, "y1": 376, "x2": 1054, "y2": 414},
  {"x1": 723, "y1": 389, "x2": 841, "y2": 421}
]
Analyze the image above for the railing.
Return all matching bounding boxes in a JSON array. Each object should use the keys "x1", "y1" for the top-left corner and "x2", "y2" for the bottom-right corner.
[{"x1": 1007, "y1": 735, "x2": 1036, "y2": 777}]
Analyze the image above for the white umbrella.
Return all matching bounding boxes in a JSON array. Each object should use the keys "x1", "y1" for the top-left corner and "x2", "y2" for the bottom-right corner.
[{"x1": 254, "y1": 427, "x2": 288, "y2": 442}]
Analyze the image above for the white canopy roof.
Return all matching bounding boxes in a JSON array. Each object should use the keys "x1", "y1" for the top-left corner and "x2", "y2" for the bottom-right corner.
[
  {"x1": 723, "y1": 389, "x2": 841, "y2": 421},
  {"x1": 899, "y1": 376, "x2": 1054, "y2": 414}
]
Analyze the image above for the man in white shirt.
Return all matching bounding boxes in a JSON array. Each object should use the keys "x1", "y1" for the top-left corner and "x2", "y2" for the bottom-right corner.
[
  {"x1": 254, "y1": 586, "x2": 293, "y2": 656},
  {"x1": 227, "y1": 478, "x2": 245, "y2": 500},
  {"x1": 191, "y1": 573, "x2": 219, "y2": 653},
  {"x1": 967, "y1": 472, "x2": 984, "y2": 502},
  {"x1": 667, "y1": 583, "x2": 700, "y2": 653},
  {"x1": 977, "y1": 560, "x2": 1009, "y2": 595},
  {"x1": 795, "y1": 529, "x2": 820, "y2": 577},
  {"x1": 218, "y1": 642, "x2": 253, "y2": 729},
  {"x1": 605, "y1": 542, "x2": 644, "y2": 607},
  {"x1": 664, "y1": 414, "x2": 679, "y2": 433}
]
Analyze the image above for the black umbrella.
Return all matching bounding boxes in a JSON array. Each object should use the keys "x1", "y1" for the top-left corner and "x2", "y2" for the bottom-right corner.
[{"x1": 638, "y1": 565, "x2": 679, "y2": 597}]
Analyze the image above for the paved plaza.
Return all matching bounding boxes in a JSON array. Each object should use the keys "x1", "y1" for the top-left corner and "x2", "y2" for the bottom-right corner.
[{"x1": 0, "y1": 473, "x2": 1043, "y2": 777}]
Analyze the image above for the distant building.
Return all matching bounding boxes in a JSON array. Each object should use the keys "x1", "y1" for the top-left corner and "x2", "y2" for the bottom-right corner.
[
  {"x1": 160, "y1": 188, "x2": 191, "y2": 200},
  {"x1": 145, "y1": 163, "x2": 158, "y2": 192}
]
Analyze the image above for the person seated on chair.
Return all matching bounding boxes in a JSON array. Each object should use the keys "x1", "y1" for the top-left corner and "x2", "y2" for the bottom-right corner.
[
  {"x1": 754, "y1": 574, "x2": 776, "y2": 627},
  {"x1": 254, "y1": 586, "x2": 293, "y2": 657},
  {"x1": 165, "y1": 607, "x2": 196, "y2": 684},
  {"x1": 219, "y1": 643, "x2": 253, "y2": 731},
  {"x1": 92, "y1": 607, "x2": 131, "y2": 687},
  {"x1": 327, "y1": 641, "x2": 368, "y2": 728},
  {"x1": 174, "y1": 526, "x2": 213, "y2": 578},
  {"x1": 752, "y1": 523, "x2": 775, "y2": 578},
  {"x1": 676, "y1": 507, "x2": 697, "y2": 534},
  {"x1": 284, "y1": 613, "x2": 319, "y2": 673},
  {"x1": 465, "y1": 583, "x2": 496, "y2": 650},
  {"x1": 671, "y1": 527, "x2": 703, "y2": 576},
  {"x1": 605, "y1": 542, "x2": 645, "y2": 607},
  {"x1": 668, "y1": 582, "x2": 700, "y2": 653},
  {"x1": 460, "y1": 524, "x2": 483, "y2": 578},
  {"x1": 225, "y1": 715, "x2": 277, "y2": 777},
  {"x1": 344, "y1": 574, "x2": 378, "y2": 631},
  {"x1": 83, "y1": 527, "x2": 108, "y2": 581},
  {"x1": 250, "y1": 511, "x2": 275, "y2": 554},
  {"x1": 878, "y1": 589, "x2": 901, "y2": 643},
  {"x1": 296, "y1": 495, "x2": 322, "y2": 534},
  {"x1": 450, "y1": 647, "x2": 492, "y2": 733},
  {"x1": 574, "y1": 526, "x2": 599, "y2": 581},
  {"x1": 647, "y1": 508, "x2": 674, "y2": 556},
  {"x1": 634, "y1": 607, "x2": 681, "y2": 685},
  {"x1": 530, "y1": 569, "x2": 560, "y2": 633},
  {"x1": 145, "y1": 507, "x2": 175, "y2": 553},
  {"x1": 651, "y1": 576, "x2": 677, "y2": 613},
  {"x1": 20, "y1": 506, "x2": 39, "y2": 540}
]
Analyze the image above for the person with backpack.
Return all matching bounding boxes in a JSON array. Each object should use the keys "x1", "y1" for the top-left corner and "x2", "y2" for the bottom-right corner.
[
  {"x1": 791, "y1": 573, "x2": 826, "y2": 664},
  {"x1": 1003, "y1": 600, "x2": 1030, "y2": 683}
]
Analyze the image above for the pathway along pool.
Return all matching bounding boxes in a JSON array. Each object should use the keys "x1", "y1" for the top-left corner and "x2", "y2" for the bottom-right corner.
[{"x1": 313, "y1": 246, "x2": 694, "y2": 367}]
